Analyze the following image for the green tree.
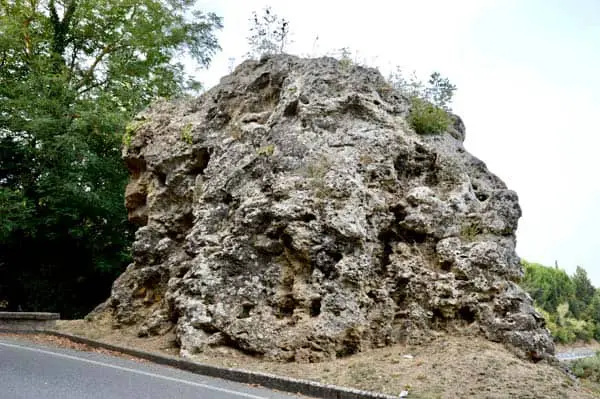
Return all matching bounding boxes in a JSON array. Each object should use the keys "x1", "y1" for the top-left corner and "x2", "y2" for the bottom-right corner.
[
  {"x1": 588, "y1": 291, "x2": 600, "y2": 321},
  {"x1": 388, "y1": 68, "x2": 457, "y2": 111},
  {"x1": 520, "y1": 261, "x2": 600, "y2": 343},
  {"x1": 425, "y1": 72, "x2": 457, "y2": 111},
  {"x1": 521, "y1": 260, "x2": 575, "y2": 314},
  {"x1": 0, "y1": 0, "x2": 222, "y2": 317},
  {"x1": 570, "y1": 266, "x2": 596, "y2": 318}
]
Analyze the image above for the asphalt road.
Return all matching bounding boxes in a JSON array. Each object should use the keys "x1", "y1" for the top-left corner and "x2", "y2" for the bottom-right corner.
[
  {"x1": 0, "y1": 337, "x2": 302, "y2": 399},
  {"x1": 556, "y1": 349, "x2": 597, "y2": 362}
]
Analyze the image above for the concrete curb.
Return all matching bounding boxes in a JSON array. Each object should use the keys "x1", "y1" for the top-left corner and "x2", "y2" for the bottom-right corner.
[
  {"x1": 6, "y1": 329, "x2": 399, "y2": 399},
  {"x1": 0, "y1": 312, "x2": 60, "y2": 331},
  {"x1": 0, "y1": 312, "x2": 60, "y2": 320}
]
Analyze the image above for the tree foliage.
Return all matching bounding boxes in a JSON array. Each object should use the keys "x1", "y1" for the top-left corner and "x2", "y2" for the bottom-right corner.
[
  {"x1": 0, "y1": 0, "x2": 222, "y2": 317},
  {"x1": 521, "y1": 260, "x2": 600, "y2": 343},
  {"x1": 572, "y1": 266, "x2": 596, "y2": 318},
  {"x1": 388, "y1": 68, "x2": 456, "y2": 111},
  {"x1": 521, "y1": 260, "x2": 575, "y2": 313}
]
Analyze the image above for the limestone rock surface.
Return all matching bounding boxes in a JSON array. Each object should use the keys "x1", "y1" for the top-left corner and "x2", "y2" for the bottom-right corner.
[{"x1": 92, "y1": 55, "x2": 554, "y2": 362}]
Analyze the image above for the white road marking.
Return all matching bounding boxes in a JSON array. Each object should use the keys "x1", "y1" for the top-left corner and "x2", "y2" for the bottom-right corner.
[{"x1": 0, "y1": 341, "x2": 270, "y2": 399}]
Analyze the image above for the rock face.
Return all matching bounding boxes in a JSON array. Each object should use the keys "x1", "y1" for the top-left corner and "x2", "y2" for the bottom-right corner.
[{"x1": 93, "y1": 55, "x2": 554, "y2": 362}]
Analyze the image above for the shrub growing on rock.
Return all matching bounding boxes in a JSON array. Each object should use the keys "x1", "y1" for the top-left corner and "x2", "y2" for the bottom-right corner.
[
  {"x1": 388, "y1": 68, "x2": 457, "y2": 135},
  {"x1": 407, "y1": 97, "x2": 453, "y2": 135}
]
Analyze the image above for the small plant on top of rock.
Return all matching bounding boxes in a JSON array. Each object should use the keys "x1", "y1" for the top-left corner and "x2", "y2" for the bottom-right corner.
[
  {"x1": 246, "y1": 6, "x2": 291, "y2": 59},
  {"x1": 408, "y1": 97, "x2": 452, "y2": 135},
  {"x1": 388, "y1": 68, "x2": 457, "y2": 135},
  {"x1": 336, "y1": 47, "x2": 353, "y2": 70}
]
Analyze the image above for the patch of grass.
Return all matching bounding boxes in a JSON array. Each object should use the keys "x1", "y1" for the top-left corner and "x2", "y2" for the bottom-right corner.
[
  {"x1": 123, "y1": 120, "x2": 145, "y2": 148},
  {"x1": 181, "y1": 123, "x2": 193, "y2": 144},
  {"x1": 359, "y1": 154, "x2": 375, "y2": 165},
  {"x1": 408, "y1": 97, "x2": 452, "y2": 135},
  {"x1": 229, "y1": 123, "x2": 244, "y2": 140},
  {"x1": 335, "y1": 47, "x2": 354, "y2": 71},
  {"x1": 303, "y1": 155, "x2": 335, "y2": 199},
  {"x1": 256, "y1": 144, "x2": 275, "y2": 156},
  {"x1": 305, "y1": 155, "x2": 332, "y2": 179},
  {"x1": 339, "y1": 57, "x2": 352, "y2": 71},
  {"x1": 377, "y1": 83, "x2": 394, "y2": 96},
  {"x1": 262, "y1": 87, "x2": 281, "y2": 107},
  {"x1": 460, "y1": 222, "x2": 483, "y2": 241}
]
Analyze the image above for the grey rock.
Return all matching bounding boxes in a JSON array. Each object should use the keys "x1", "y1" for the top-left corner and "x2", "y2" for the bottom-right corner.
[{"x1": 92, "y1": 55, "x2": 554, "y2": 362}]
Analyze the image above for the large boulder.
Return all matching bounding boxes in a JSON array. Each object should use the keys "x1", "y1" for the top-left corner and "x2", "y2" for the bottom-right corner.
[{"x1": 92, "y1": 55, "x2": 554, "y2": 362}]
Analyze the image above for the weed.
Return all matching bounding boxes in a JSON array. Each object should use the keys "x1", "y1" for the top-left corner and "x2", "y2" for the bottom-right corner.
[
  {"x1": 256, "y1": 144, "x2": 275, "y2": 156},
  {"x1": 123, "y1": 120, "x2": 145, "y2": 148},
  {"x1": 359, "y1": 154, "x2": 375, "y2": 165},
  {"x1": 305, "y1": 155, "x2": 332, "y2": 179},
  {"x1": 335, "y1": 47, "x2": 354, "y2": 71},
  {"x1": 460, "y1": 222, "x2": 483, "y2": 241},
  {"x1": 377, "y1": 83, "x2": 394, "y2": 98},
  {"x1": 230, "y1": 123, "x2": 244, "y2": 140},
  {"x1": 386, "y1": 68, "x2": 456, "y2": 135},
  {"x1": 408, "y1": 97, "x2": 452, "y2": 135},
  {"x1": 181, "y1": 123, "x2": 193, "y2": 144},
  {"x1": 339, "y1": 57, "x2": 352, "y2": 71}
]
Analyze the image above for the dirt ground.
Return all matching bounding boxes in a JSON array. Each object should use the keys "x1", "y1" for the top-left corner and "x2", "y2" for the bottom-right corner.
[{"x1": 11, "y1": 319, "x2": 597, "y2": 398}]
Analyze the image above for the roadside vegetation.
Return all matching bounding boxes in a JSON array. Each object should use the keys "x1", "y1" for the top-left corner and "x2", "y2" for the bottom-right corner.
[
  {"x1": 568, "y1": 353, "x2": 600, "y2": 394},
  {"x1": 520, "y1": 261, "x2": 600, "y2": 344},
  {"x1": 0, "y1": 0, "x2": 222, "y2": 317}
]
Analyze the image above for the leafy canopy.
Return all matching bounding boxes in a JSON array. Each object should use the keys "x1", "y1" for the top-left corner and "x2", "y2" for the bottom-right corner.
[
  {"x1": 0, "y1": 0, "x2": 222, "y2": 317},
  {"x1": 520, "y1": 260, "x2": 600, "y2": 343}
]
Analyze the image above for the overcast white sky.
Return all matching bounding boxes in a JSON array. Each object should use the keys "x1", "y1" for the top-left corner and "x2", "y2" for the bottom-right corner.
[{"x1": 193, "y1": 0, "x2": 600, "y2": 285}]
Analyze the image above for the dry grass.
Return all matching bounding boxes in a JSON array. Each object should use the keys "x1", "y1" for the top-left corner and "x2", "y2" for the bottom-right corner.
[{"x1": 45, "y1": 319, "x2": 600, "y2": 398}]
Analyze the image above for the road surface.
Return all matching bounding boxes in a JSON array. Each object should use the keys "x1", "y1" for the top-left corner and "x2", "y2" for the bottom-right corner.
[
  {"x1": 556, "y1": 349, "x2": 597, "y2": 362},
  {"x1": 0, "y1": 337, "x2": 302, "y2": 399}
]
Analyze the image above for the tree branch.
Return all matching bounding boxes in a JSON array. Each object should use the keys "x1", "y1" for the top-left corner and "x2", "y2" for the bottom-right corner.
[
  {"x1": 69, "y1": 43, "x2": 78, "y2": 74},
  {"x1": 49, "y1": 0, "x2": 59, "y2": 28},
  {"x1": 63, "y1": 0, "x2": 77, "y2": 28},
  {"x1": 72, "y1": 2, "x2": 135, "y2": 92},
  {"x1": 77, "y1": 77, "x2": 110, "y2": 97},
  {"x1": 73, "y1": 44, "x2": 113, "y2": 91}
]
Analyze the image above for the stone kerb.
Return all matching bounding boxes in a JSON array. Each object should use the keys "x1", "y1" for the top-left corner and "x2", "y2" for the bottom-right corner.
[{"x1": 0, "y1": 312, "x2": 60, "y2": 331}]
